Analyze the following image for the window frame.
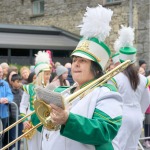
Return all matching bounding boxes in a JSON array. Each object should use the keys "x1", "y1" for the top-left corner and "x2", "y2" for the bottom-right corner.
[
  {"x1": 103, "y1": 0, "x2": 122, "y2": 6},
  {"x1": 32, "y1": 0, "x2": 44, "y2": 16}
]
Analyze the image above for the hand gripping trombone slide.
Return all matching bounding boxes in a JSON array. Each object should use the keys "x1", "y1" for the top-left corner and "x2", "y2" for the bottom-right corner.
[{"x1": 0, "y1": 60, "x2": 131, "y2": 150}]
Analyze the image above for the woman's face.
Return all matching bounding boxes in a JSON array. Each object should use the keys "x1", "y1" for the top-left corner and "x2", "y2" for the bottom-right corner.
[
  {"x1": 21, "y1": 69, "x2": 30, "y2": 80},
  {"x1": 71, "y1": 56, "x2": 94, "y2": 86},
  {"x1": 44, "y1": 70, "x2": 51, "y2": 85},
  {"x1": 62, "y1": 71, "x2": 68, "y2": 80}
]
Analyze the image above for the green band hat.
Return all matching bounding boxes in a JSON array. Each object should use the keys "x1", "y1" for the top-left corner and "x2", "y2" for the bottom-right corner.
[
  {"x1": 71, "y1": 38, "x2": 111, "y2": 70},
  {"x1": 71, "y1": 5, "x2": 113, "y2": 70},
  {"x1": 34, "y1": 51, "x2": 50, "y2": 76},
  {"x1": 115, "y1": 25, "x2": 136, "y2": 63},
  {"x1": 119, "y1": 46, "x2": 136, "y2": 62}
]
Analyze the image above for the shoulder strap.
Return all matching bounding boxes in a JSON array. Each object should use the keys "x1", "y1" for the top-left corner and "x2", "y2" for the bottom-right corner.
[
  {"x1": 102, "y1": 83, "x2": 118, "y2": 92},
  {"x1": 54, "y1": 86, "x2": 70, "y2": 93},
  {"x1": 23, "y1": 84, "x2": 29, "y2": 94}
]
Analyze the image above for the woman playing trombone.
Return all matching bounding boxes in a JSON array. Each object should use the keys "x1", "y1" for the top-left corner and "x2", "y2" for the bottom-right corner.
[{"x1": 42, "y1": 5, "x2": 123, "y2": 150}]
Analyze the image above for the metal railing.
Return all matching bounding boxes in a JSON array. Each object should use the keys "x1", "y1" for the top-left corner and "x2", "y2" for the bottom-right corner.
[{"x1": 0, "y1": 102, "x2": 27, "y2": 150}]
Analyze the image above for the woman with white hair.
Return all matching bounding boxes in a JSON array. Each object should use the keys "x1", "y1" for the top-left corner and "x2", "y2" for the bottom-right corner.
[{"x1": 0, "y1": 62, "x2": 9, "y2": 80}]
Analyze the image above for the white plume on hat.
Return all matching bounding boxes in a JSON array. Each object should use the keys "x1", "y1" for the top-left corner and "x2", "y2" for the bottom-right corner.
[
  {"x1": 78, "y1": 5, "x2": 113, "y2": 42},
  {"x1": 117, "y1": 25, "x2": 134, "y2": 48},
  {"x1": 35, "y1": 51, "x2": 50, "y2": 65},
  {"x1": 112, "y1": 40, "x2": 120, "y2": 64},
  {"x1": 72, "y1": 5, "x2": 113, "y2": 70},
  {"x1": 114, "y1": 40, "x2": 120, "y2": 53},
  {"x1": 34, "y1": 51, "x2": 50, "y2": 75},
  {"x1": 116, "y1": 25, "x2": 136, "y2": 62}
]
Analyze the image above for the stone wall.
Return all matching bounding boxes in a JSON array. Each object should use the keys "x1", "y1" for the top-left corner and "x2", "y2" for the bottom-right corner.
[
  {"x1": 0, "y1": 0, "x2": 149, "y2": 68},
  {"x1": 135, "y1": 0, "x2": 150, "y2": 68},
  {"x1": 0, "y1": 0, "x2": 129, "y2": 48}
]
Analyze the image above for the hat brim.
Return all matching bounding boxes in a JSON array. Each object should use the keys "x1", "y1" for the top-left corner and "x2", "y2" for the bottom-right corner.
[{"x1": 71, "y1": 51, "x2": 94, "y2": 62}]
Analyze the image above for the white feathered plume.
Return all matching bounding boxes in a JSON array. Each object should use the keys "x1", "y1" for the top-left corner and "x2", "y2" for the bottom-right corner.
[
  {"x1": 117, "y1": 25, "x2": 135, "y2": 48},
  {"x1": 35, "y1": 51, "x2": 50, "y2": 65},
  {"x1": 78, "y1": 5, "x2": 113, "y2": 42},
  {"x1": 114, "y1": 40, "x2": 121, "y2": 52}
]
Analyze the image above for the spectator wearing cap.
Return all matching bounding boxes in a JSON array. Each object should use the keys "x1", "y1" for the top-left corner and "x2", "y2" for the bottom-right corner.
[{"x1": 51, "y1": 65, "x2": 70, "y2": 87}]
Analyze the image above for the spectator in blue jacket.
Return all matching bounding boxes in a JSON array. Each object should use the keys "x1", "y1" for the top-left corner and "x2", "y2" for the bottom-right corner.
[{"x1": 0, "y1": 65, "x2": 13, "y2": 147}]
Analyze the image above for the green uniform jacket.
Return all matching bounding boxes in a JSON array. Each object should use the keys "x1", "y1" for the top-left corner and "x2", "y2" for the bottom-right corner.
[
  {"x1": 22, "y1": 83, "x2": 42, "y2": 132},
  {"x1": 59, "y1": 84, "x2": 122, "y2": 150},
  {"x1": 60, "y1": 109, "x2": 122, "y2": 150}
]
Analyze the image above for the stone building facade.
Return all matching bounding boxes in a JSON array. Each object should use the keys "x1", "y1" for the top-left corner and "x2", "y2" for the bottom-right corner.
[{"x1": 0, "y1": 0, "x2": 149, "y2": 68}]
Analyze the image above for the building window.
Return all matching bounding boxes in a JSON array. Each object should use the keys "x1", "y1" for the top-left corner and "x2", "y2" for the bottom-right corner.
[
  {"x1": 104, "y1": 0, "x2": 122, "y2": 5},
  {"x1": 53, "y1": 50, "x2": 70, "y2": 58},
  {"x1": 0, "y1": 49, "x2": 8, "y2": 56},
  {"x1": 11, "y1": 49, "x2": 29, "y2": 56},
  {"x1": 32, "y1": 0, "x2": 44, "y2": 15}
]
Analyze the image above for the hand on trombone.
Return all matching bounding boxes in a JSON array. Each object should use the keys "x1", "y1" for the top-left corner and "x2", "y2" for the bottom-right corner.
[
  {"x1": 50, "y1": 103, "x2": 69, "y2": 125},
  {"x1": 23, "y1": 121, "x2": 32, "y2": 129}
]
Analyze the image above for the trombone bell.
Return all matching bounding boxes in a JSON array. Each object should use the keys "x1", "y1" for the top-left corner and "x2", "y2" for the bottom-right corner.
[{"x1": 34, "y1": 100, "x2": 60, "y2": 130}]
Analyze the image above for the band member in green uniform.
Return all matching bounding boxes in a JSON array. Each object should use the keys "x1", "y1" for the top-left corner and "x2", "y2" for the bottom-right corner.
[
  {"x1": 20, "y1": 51, "x2": 51, "y2": 150},
  {"x1": 42, "y1": 5, "x2": 123, "y2": 150}
]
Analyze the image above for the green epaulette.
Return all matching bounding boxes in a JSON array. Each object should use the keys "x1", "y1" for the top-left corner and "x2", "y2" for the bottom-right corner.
[
  {"x1": 22, "y1": 84, "x2": 29, "y2": 93},
  {"x1": 54, "y1": 86, "x2": 70, "y2": 93},
  {"x1": 110, "y1": 78, "x2": 118, "y2": 88},
  {"x1": 102, "y1": 83, "x2": 118, "y2": 92}
]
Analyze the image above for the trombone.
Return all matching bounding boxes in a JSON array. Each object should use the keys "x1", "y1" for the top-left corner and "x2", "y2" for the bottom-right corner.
[{"x1": 1, "y1": 60, "x2": 131, "y2": 150}]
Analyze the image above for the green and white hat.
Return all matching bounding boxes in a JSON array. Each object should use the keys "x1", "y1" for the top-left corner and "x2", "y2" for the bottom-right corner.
[
  {"x1": 34, "y1": 51, "x2": 50, "y2": 76},
  {"x1": 116, "y1": 25, "x2": 136, "y2": 63},
  {"x1": 71, "y1": 5, "x2": 113, "y2": 70},
  {"x1": 119, "y1": 46, "x2": 136, "y2": 63},
  {"x1": 72, "y1": 37, "x2": 111, "y2": 70}
]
